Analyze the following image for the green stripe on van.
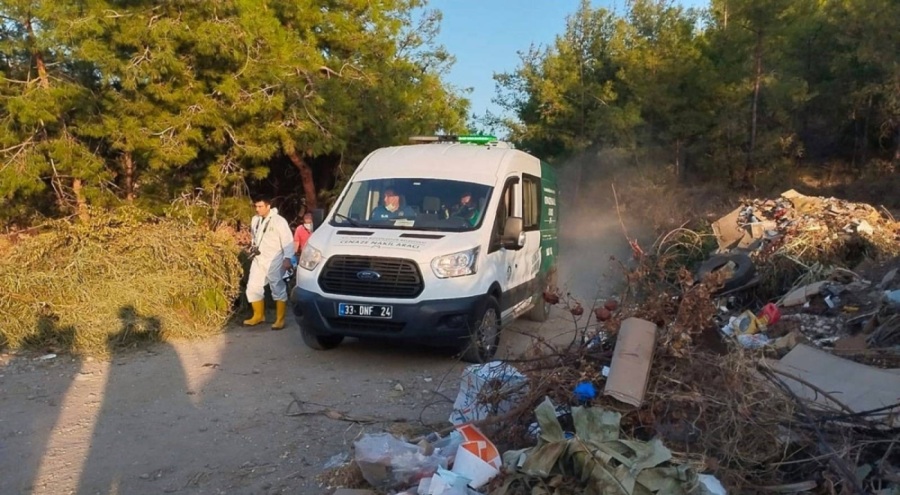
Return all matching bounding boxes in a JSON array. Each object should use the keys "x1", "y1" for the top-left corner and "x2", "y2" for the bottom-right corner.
[{"x1": 539, "y1": 160, "x2": 559, "y2": 277}]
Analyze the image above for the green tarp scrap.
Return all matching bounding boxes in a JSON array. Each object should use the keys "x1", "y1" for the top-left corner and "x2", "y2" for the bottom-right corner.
[{"x1": 492, "y1": 398, "x2": 710, "y2": 495}]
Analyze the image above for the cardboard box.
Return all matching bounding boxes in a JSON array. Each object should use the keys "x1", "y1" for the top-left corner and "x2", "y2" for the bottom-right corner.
[{"x1": 604, "y1": 318, "x2": 658, "y2": 407}]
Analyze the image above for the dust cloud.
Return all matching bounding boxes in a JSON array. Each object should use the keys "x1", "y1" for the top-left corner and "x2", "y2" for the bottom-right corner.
[{"x1": 554, "y1": 153, "x2": 652, "y2": 306}]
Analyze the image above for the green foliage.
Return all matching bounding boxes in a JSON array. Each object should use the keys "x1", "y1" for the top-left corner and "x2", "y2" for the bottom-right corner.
[
  {"x1": 0, "y1": 0, "x2": 468, "y2": 226},
  {"x1": 3, "y1": 0, "x2": 896, "y2": 223},
  {"x1": 496, "y1": 0, "x2": 900, "y2": 183}
]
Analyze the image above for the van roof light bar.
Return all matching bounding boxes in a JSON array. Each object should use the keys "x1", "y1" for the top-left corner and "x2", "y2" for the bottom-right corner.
[{"x1": 408, "y1": 134, "x2": 498, "y2": 145}]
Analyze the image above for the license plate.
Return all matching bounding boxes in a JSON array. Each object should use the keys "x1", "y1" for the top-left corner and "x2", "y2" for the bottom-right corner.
[{"x1": 337, "y1": 303, "x2": 393, "y2": 319}]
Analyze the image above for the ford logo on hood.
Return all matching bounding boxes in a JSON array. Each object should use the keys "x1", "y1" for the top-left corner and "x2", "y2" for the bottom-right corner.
[{"x1": 356, "y1": 270, "x2": 381, "y2": 280}]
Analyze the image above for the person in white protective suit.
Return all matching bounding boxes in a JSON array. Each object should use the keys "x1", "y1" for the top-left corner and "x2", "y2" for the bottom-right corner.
[{"x1": 244, "y1": 195, "x2": 295, "y2": 330}]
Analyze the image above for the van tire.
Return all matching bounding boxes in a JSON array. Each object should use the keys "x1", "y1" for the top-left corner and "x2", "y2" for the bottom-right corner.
[
  {"x1": 460, "y1": 296, "x2": 501, "y2": 363},
  {"x1": 300, "y1": 326, "x2": 344, "y2": 350}
]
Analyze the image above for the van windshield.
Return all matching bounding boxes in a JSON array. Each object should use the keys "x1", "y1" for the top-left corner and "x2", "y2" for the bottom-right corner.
[{"x1": 330, "y1": 178, "x2": 493, "y2": 232}]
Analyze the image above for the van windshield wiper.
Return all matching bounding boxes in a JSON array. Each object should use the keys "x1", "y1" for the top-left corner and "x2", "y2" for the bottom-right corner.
[{"x1": 332, "y1": 212, "x2": 363, "y2": 227}]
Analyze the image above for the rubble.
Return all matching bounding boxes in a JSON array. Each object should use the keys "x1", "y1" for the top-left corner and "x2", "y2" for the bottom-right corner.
[
  {"x1": 711, "y1": 189, "x2": 899, "y2": 256},
  {"x1": 318, "y1": 191, "x2": 900, "y2": 495}
]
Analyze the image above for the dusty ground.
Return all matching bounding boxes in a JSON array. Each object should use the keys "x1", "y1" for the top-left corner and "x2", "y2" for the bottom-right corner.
[{"x1": 0, "y1": 164, "x2": 640, "y2": 495}]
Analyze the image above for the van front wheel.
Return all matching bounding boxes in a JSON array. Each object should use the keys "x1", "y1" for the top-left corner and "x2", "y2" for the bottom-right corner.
[
  {"x1": 300, "y1": 326, "x2": 344, "y2": 350},
  {"x1": 461, "y1": 296, "x2": 500, "y2": 363}
]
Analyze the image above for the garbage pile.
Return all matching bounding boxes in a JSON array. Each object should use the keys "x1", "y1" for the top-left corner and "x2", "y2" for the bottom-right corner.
[
  {"x1": 326, "y1": 352, "x2": 726, "y2": 495},
  {"x1": 704, "y1": 189, "x2": 900, "y2": 358},
  {"x1": 711, "y1": 189, "x2": 900, "y2": 299},
  {"x1": 711, "y1": 189, "x2": 899, "y2": 260},
  {"x1": 320, "y1": 191, "x2": 900, "y2": 495}
]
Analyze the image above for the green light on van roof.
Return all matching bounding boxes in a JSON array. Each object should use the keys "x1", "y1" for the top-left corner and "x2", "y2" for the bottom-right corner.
[{"x1": 457, "y1": 135, "x2": 497, "y2": 144}]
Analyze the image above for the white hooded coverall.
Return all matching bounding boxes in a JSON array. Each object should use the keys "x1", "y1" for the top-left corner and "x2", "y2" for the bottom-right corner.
[{"x1": 246, "y1": 208, "x2": 296, "y2": 302}]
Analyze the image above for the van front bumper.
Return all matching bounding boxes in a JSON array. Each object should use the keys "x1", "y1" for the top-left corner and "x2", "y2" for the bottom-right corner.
[{"x1": 292, "y1": 287, "x2": 486, "y2": 346}]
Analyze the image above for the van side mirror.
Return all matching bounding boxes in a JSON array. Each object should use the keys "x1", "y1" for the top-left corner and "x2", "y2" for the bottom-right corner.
[
  {"x1": 312, "y1": 208, "x2": 325, "y2": 229},
  {"x1": 501, "y1": 217, "x2": 525, "y2": 250}
]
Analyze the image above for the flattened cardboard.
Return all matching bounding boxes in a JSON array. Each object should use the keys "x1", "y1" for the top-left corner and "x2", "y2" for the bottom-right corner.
[
  {"x1": 711, "y1": 206, "x2": 746, "y2": 251},
  {"x1": 772, "y1": 344, "x2": 900, "y2": 427},
  {"x1": 604, "y1": 318, "x2": 657, "y2": 407}
]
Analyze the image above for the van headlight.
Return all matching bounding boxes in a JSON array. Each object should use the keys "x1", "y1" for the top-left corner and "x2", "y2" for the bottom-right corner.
[
  {"x1": 431, "y1": 247, "x2": 479, "y2": 278},
  {"x1": 298, "y1": 245, "x2": 323, "y2": 271}
]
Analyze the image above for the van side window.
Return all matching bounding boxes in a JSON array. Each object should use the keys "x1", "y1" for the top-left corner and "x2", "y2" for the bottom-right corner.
[
  {"x1": 523, "y1": 174, "x2": 540, "y2": 231},
  {"x1": 490, "y1": 177, "x2": 519, "y2": 252}
]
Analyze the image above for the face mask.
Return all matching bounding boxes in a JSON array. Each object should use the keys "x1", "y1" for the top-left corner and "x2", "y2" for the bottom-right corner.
[
  {"x1": 304, "y1": 223, "x2": 313, "y2": 231},
  {"x1": 385, "y1": 203, "x2": 398, "y2": 212}
]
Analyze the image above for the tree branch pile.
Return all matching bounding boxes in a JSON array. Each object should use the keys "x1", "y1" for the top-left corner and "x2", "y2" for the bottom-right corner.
[{"x1": 0, "y1": 206, "x2": 243, "y2": 355}]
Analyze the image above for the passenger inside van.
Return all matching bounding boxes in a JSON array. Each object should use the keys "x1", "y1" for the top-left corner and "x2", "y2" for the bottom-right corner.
[{"x1": 448, "y1": 191, "x2": 481, "y2": 226}]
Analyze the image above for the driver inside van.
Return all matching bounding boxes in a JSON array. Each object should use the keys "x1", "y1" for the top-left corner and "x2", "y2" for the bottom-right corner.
[{"x1": 371, "y1": 187, "x2": 416, "y2": 220}]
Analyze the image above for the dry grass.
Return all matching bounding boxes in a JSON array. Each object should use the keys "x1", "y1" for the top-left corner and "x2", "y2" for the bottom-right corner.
[
  {"x1": 0, "y1": 206, "x2": 243, "y2": 356},
  {"x1": 639, "y1": 352, "x2": 798, "y2": 490}
]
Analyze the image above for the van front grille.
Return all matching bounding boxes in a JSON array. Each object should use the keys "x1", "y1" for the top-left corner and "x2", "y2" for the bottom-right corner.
[{"x1": 318, "y1": 255, "x2": 423, "y2": 299}]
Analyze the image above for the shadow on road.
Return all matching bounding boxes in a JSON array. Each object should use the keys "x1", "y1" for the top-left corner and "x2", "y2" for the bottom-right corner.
[
  {"x1": 0, "y1": 315, "x2": 79, "y2": 494},
  {"x1": 73, "y1": 305, "x2": 195, "y2": 494}
]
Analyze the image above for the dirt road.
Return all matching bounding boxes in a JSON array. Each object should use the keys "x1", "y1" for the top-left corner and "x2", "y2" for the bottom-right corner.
[
  {"x1": 0, "y1": 167, "x2": 638, "y2": 495},
  {"x1": 1, "y1": 312, "x2": 583, "y2": 495}
]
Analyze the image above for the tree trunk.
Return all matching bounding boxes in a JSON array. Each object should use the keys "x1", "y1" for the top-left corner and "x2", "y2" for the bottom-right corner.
[
  {"x1": 123, "y1": 151, "x2": 135, "y2": 201},
  {"x1": 286, "y1": 150, "x2": 318, "y2": 210},
  {"x1": 894, "y1": 127, "x2": 900, "y2": 167},
  {"x1": 73, "y1": 178, "x2": 89, "y2": 222},
  {"x1": 24, "y1": 16, "x2": 49, "y2": 89},
  {"x1": 674, "y1": 139, "x2": 681, "y2": 179},
  {"x1": 860, "y1": 95, "x2": 872, "y2": 170},
  {"x1": 28, "y1": 11, "x2": 89, "y2": 219},
  {"x1": 572, "y1": 160, "x2": 582, "y2": 211},
  {"x1": 722, "y1": 1, "x2": 728, "y2": 29},
  {"x1": 746, "y1": 28, "x2": 764, "y2": 187}
]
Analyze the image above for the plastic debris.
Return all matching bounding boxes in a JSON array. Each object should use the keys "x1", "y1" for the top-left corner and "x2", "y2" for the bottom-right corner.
[
  {"x1": 449, "y1": 361, "x2": 528, "y2": 425},
  {"x1": 353, "y1": 433, "x2": 452, "y2": 491},
  {"x1": 573, "y1": 381, "x2": 596, "y2": 404},
  {"x1": 449, "y1": 424, "x2": 500, "y2": 489},
  {"x1": 495, "y1": 397, "x2": 699, "y2": 495},
  {"x1": 699, "y1": 474, "x2": 727, "y2": 494}
]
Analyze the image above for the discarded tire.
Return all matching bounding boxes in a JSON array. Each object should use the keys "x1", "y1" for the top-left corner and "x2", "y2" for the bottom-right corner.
[{"x1": 696, "y1": 253, "x2": 756, "y2": 293}]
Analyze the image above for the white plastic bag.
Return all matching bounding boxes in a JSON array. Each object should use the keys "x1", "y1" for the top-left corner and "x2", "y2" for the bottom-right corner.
[
  {"x1": 449, "y1": 361, "x2": 528, "y2": 425},
  {"x1": 354, "y1": 433, "x2": 448, "y2": 491}
]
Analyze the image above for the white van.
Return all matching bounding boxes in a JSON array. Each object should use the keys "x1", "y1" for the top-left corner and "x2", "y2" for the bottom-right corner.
[{"x1": 292, "y1": 136, "x2": 559, "y2": 362}]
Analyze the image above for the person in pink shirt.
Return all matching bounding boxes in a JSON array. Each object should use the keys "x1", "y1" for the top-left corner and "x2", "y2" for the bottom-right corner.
[{"x1": 293, "y1": 212, "x2": 314, "y2": 254}]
